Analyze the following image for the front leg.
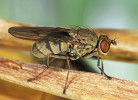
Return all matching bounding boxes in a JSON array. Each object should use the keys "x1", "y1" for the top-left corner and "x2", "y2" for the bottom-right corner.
[
  {"x1": 83, "y1": 51, "x2": 111, "y2": 79},
  {"x1": 96, "y1": 54, "x2": 111, "y2": 79}
]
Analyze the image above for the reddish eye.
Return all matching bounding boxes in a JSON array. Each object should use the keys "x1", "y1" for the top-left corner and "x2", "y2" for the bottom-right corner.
[{"x1": 100, "y1": 39, "x2": 110, "y2": 53}]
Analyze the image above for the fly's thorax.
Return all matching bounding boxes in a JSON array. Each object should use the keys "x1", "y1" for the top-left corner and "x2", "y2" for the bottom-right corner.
[
  {"x1": 68, "y1": 44, "x2": 95, "y2": 60},
  {"x1": 69, "y1": 28, "x2": 98, "y2": 43},
  {"x1": 31, "y1": 40, "x2": 68, "y2": 58},
  {"x1": 71, "y1": 28, "x2": 98, "y2": 49},
  {"x1": 67, "y1": 28, "x2": 98, "y2": 60},
  {"x1": 97, "y1": 35, "x2": 112, "y2": 55}
]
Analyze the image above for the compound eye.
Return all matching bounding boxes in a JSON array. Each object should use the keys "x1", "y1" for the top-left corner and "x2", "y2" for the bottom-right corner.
[{"x1": 100, "y1": 39, "x2": 110, "y2": 53}]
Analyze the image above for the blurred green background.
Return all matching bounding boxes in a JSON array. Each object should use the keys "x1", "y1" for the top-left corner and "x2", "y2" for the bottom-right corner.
[{"x1": 0, "y1": 0, "x2": 138, "y2": 81}]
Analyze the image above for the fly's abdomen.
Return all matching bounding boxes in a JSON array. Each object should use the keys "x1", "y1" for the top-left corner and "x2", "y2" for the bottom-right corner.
[{"x1": 32, "y1": 40, "x2": 68, "y2": 58}]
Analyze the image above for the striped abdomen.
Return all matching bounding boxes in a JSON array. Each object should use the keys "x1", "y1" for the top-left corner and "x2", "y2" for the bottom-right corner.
[{"x1": 31, "y1": 40, "x2": 68, "y2": 58}]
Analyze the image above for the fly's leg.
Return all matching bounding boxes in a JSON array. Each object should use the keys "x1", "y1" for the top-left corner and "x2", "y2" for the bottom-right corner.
[
  {"x1": 97, "y1": 53, "x2": 104, "y2": 75},
  {"x1": 101, "y1": 58, "x2": 104, "y2": 75},
  {"x1": 27, "y1": 54, "x2": 50, "y2": 82},
  {"x1": 96, "y1": 54, "x2": 111, "y2": 79},
  {"x1": 63, "y1": 56, "x2": 70, "y2": 94},
  {"x1": 83, "y1": 51, "x2": 111, "y2": 79}
]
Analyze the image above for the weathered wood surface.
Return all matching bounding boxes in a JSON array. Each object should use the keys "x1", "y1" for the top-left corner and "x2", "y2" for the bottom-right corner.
[{"x1": 0, "y1": 57, "x2": 138, "y2": 100}]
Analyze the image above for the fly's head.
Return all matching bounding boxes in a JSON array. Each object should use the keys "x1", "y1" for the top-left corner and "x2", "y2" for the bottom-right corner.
[{"x1": 97, "y1": 35, "x2": 117, "y2": 56}]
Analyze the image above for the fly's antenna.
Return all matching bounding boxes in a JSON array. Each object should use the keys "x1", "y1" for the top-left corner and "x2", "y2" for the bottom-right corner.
[{"x1": 111, "y1": 38, "x2": 117, "y2": 46}]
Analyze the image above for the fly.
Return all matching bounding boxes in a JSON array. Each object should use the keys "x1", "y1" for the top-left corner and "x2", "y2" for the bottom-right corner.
[{"x1": 8, "y1": 27, "x2": 117, "y2": 94}]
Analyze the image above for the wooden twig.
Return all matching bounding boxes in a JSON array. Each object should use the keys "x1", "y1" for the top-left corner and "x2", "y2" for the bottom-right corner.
[
  {"x1": 0, "y1": 57, "x2": 138, "y2": 100},
  {"x1": 0, "y1": 19, "x2": 34, "y2": 51},
  {"x1": 0, "y1": 19, "x2": 138, "y2": 63}
]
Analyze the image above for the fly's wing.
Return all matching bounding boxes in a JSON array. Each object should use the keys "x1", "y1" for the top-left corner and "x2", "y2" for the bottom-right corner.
[{"x1": 8, "y1": 27, "x2": 72, "y2": 41}]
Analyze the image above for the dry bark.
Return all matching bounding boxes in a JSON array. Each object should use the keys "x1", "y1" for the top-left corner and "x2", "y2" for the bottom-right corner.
[{"x1": 0, "y1": 57, "x2": 138, "y2": 100}]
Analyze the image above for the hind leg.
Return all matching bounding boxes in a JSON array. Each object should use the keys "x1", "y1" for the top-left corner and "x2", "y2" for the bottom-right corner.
[
  {"x1": 27, "y1": 54, "x2": 67, "y2": 82},
  {"x1": 27, "y1": 54, "x2": 50, "y2": 82}
]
